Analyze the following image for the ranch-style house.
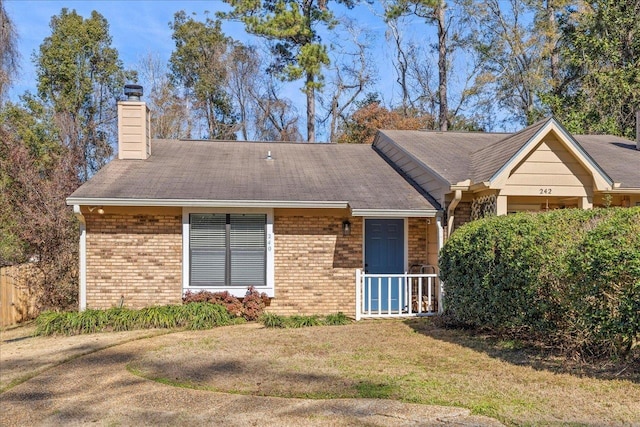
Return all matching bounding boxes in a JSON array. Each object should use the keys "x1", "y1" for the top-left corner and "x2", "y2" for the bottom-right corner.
[{"x1": 67, "y1": 89, "x2": 640, "y2": 319}]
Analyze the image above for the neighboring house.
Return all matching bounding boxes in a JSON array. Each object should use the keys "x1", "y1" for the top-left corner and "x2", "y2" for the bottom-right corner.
[{"x1": 67, "y1": 94, "x2": 640, "y2": 318}]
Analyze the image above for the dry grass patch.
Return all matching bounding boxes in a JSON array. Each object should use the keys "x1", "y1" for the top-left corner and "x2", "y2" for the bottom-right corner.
[{"x1": 127, "y1": 320, "x2": 640, "y2": 426}]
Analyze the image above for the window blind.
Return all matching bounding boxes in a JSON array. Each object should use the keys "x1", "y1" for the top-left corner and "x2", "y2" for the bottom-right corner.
[
  {"x1": 230, "y1": 214, "x2": 266, "y2": 286},
  {"x1": 190, "y1": 214, "x2": 226, "y2": 286},
  {"x1": 189, "y1": 213, "x2": 266, "y2": 287}
]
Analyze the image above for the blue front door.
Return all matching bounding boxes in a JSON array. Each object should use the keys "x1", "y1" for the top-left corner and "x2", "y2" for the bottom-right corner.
[{"x1": 364, "y1": 219, "x2": 404, "y2": 311}]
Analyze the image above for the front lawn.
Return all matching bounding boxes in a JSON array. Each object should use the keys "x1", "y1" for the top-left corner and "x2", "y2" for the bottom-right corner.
[{"x1": 127, "y1": 319, "x2": 640, "y2": 426}]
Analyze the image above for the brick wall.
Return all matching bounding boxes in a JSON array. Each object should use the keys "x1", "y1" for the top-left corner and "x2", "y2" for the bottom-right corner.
[
  {"x1": 270, "y1": 215, "x2": 431, "y2": 317},
  {"x1": 453, "y1": 201, "x2": 472, "y2": 231},
  {"x1": 408, "y1": 218, "x2": 428, "y2": 269},
  {"x1": 85, "y1": 211, "x2": 182, "y2": 309},
  {"x1": 270, "y1": 214, "x2": 362, "y2": 316},
  {"x1": 84, "y1": 209, "x2": 433, "y2": 316}
]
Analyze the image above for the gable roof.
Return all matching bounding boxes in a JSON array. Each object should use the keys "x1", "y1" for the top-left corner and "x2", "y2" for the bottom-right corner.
[
  {"x1": 378, "y1": 117, "x2": 636, "y2": 190},
  {"x1": 67, "y1": 140, "x2": 438, "y2": 215},
  {"x1": 574, "y1": 135, "x2": 640, "y2": 189},
  {"x1": 375, "y1": 130, "x2": 505, "y2": 184},
  {"x1": 470, "y1": 118, "x2": 549, "y2": 183}
]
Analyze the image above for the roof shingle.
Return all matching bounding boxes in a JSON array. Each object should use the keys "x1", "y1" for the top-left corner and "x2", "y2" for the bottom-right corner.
[{"x1": 69, "y1": 140, "x2": 438, "y2": 212}]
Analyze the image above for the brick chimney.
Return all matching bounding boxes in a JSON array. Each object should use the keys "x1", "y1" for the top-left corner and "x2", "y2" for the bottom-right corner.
[{"x1": 117, "y1": 85, "x2": 150, "y2": 160}]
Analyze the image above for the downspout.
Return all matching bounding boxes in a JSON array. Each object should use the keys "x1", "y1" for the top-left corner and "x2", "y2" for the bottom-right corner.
[
  {"x1": 446, "y1": 190, "x2": 462, "y2": 238},
  {"x1": 73, "y1": 205, "x2": 87, "y2": 311},
  {"x1": 436, "y1": 213, "x2": 445, "y2": 314}
]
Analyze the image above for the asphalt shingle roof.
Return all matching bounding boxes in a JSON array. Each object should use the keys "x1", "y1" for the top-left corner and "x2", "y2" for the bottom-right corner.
[
  {"x1": 470, "y1": 118, "x2": 550, "y2": 182},
  {"x1": 69, "y1": 140, "x2": 438, "y2": 212},
  {"x1": 574, "y1": 135, "x2": 640, "y2": 188},
  {"x1": 376, "y1": 130, "x2": 505, "y2": 184},
  {"x1": 379, "y1": 119, "x2": 640, "y2": 189}
]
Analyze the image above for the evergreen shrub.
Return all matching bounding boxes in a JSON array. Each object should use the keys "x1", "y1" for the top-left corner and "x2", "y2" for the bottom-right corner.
[
  {"x1": 182, "y1": 286, "x2": 270, "y2": 321},
  {"x1": 439, "y1": 207, "x2": 640, "y2": 359}
]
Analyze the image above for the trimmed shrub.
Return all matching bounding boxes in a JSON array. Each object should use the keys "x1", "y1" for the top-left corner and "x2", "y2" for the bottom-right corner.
[
  {"x1": 439, "y1": 207, "x2": 640, "y2": 360},
  {"x1": 241, "y1": 286, "x2": 270, "y2": 321},
  {"x1": 182, "y1": 286, "x2": 270, "y2": 321},
  {"x1": 34, "y1": 303, "x2": 238, "y2": 336},
  {"x1": 183, "y1": 290, "x2": 244, "y2": 317}
]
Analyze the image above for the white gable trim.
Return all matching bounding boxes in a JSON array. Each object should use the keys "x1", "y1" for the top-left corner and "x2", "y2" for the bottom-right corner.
[{"x1": 489, "y1": 119, "x2": 614, "y2": 191}]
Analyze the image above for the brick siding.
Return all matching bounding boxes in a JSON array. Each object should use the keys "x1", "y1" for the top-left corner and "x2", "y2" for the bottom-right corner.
[
  {"x1": 84, "y1": 210, "x2": 432, "y2": 316},
  {"x1": 269, "y1": 214, "x2": 362, "y2": 316},
  {"x1": 85, "y1": 212, "x2": 182, "y2": 309},
  {"x1": 453, "y1": 201, "x2": 472, "y2": 230},
  {"x1": 408, "y1": 218, "x2": 428, "y2": 269}
]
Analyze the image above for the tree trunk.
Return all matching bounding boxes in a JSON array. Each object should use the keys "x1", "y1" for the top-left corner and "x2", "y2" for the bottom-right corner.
[
  {"x1": 437, "y1": 2, "x2": 448, "y2": 131},
  {"x1": 306, "y1": 72, "x2": 316, "y2": 143},
  {"x1": 547, "y1": 0, "x2": 560, "y2": 95}
]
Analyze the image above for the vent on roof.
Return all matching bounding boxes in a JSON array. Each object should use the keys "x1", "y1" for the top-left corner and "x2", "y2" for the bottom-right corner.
[
  {"x1": 266, "y1": 150, "x2": 273, "y2": 160},
  {"x1": 124, "y1": 84, "x2": 143, "y2": 101}
]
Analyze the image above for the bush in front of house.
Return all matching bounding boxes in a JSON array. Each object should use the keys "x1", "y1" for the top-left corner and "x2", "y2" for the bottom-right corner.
[
  {"x1": 260, "y1": 312, "x2": 351, "y2": 328},
  {"x1": 182, "y1": 286, "x2": 270, "y2": 321},
  {"x1": 439, "y1": 207, "x2": 640, "y2": 360},
  {"x1": 34, "y1": 302, "x2": 239, "y2": 336}
]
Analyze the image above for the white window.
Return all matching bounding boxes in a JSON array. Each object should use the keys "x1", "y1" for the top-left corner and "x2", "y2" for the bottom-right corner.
[{"x1": 183, "y1": 208, "x2": 274, "y2": 297}]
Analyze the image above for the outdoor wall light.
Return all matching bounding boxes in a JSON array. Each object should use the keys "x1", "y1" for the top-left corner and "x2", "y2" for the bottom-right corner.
[
  {"x1": 342, "y1": 220, "x2": 351, "y2": 236},
  {"x1": 88, "y1": 206, "x2": 105, "y2": 215}
]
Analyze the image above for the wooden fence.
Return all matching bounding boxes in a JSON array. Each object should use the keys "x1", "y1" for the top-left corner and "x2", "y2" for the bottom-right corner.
[{"x1": 0, "y1": 265, "x2": 39, "y2": 327}]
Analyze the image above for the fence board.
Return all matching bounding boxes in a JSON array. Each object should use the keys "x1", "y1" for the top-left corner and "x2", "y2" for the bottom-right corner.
[{"x1": 0, "y1": 265, "x2": 39, "y2": 327}]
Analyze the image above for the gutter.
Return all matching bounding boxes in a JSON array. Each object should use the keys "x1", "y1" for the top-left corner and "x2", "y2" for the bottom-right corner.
[
  {"x1": 446, "y1": 190, "x2": 462, "y2": 238},
  {"x1": 73, "y1": 205, "x2": 87, "y2": 311},
  {"x1": 66, "y1": 198, "x2": 351, "y2": 209},
  {"x1": 350, "y1": 209, "x2": 439, "y2": 217},
  {"x1": 604, "y1": 188, "x2": 640, "y2": 194}
]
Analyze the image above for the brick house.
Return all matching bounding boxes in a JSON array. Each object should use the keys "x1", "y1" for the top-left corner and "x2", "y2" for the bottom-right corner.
[{"x1": 67, "y1": 93, "x2": 640, "y2": 318}]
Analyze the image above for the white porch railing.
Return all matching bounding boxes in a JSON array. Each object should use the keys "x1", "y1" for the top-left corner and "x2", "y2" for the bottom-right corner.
[{"x1": 355, "y1": 269, "x2": 441, "y2": 320}]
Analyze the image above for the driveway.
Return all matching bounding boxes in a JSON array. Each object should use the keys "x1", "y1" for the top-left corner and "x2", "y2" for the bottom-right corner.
[{"x1": 0, "y1": 324, "x2": 503, "y2": 426}]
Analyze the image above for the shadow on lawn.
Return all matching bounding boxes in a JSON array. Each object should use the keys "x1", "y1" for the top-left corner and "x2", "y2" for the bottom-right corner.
[{"x1": 403, "y1": 317, "x2": 640, "y2": 384}]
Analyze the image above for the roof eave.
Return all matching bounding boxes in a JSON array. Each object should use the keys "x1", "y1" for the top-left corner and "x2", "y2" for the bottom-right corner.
[
  {"x1": 66, "y1": 197, "x2": 350, "y2": 209},
  {"x1": 350, "y1": 208, "x2": 439, "y2": 217},
  {"x1": 604, "y1": 188, "x2": 640, "y2": 194}
]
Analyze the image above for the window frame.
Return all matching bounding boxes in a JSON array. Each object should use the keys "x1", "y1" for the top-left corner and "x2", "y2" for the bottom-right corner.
[{"x1": 182, "y1": 207, "x2": 274, "y2": 297}]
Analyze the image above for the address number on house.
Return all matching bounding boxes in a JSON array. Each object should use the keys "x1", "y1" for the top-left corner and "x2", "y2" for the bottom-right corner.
[{"x1": 539, "y1": 188, "x2": 552, "y2": 195}]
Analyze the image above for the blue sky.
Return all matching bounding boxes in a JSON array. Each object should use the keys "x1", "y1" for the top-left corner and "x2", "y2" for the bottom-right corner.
[
  {"x1": 6, "y1": 0, "x2": 506, "y2": 138},
  {"x1": 6, "y1": 1, "x2": 248, "y2": 98},
  {"x1": 6, "y1": 1, "x2": 390, "y2": 94}
]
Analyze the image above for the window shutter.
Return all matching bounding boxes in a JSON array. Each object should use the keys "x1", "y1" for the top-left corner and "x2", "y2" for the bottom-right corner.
[
  {"x1": 230, "y1": 214, "x2": 266, "y2": 286},
  {"x1": 190, "y1": 214, "x2": 226, "y2": 286}
]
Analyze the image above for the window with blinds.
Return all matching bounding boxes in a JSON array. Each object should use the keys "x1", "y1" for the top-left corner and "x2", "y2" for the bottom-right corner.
[{"x1": 189, "y1": 213, "x2": 266, "y2": 287}]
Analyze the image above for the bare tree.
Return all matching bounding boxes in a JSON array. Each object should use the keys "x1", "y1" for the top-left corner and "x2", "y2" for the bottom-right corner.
[
  {"x1": 1, "y1": 112, "x2": 79, "y2": 309},
  {"x1": 137, "y1": 52, "x2": 190, "y2": 139},
  {"x1": 463, "y1": 0, "x2": 547, "y2": 126},
  {"x1": 385, "y1": 0, "x2": 449, "y2": 130},
  {"x1": 385, "y1": 15, "x2": 413, "y2": 116},
  {"x1": 250, "y1": 74, "x2": 302, "y2": 141},
  {"x1": 226, "y1": 44, "x2": 261, "y2": 140},
  {"x1": 320, "y1": 19, "x2": 377, "y2": 142}
]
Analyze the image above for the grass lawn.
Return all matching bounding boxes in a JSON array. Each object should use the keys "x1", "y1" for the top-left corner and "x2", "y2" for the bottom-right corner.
[{"x1": 127, "y1": 318, "x2": 639, "y2": 426}]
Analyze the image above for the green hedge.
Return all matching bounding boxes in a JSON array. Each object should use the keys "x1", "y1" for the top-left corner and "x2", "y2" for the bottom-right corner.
[
  {"x1": 35, "y1": 303, "x2": 241, "y2": 335},
  {"x1": 439, "y1": 207, "x2": 640, "y2": 359}
]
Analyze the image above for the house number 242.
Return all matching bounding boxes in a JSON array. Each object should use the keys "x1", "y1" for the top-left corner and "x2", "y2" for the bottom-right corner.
[{"x1": 539, "y1": 188, "x2": 552, "y2": 195}]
